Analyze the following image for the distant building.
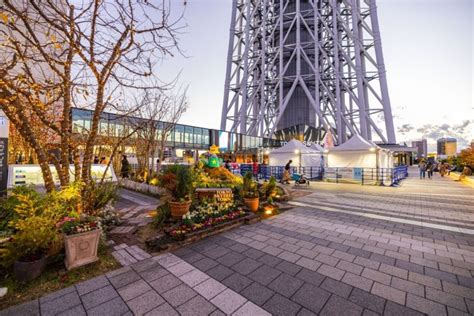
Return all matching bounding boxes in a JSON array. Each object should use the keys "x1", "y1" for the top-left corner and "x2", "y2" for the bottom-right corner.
[
  {"x1": 471, "y1": 140, "x2": 474, "y2": 149},
  {"x1": 437, "y1": 138, "x2": 457, "y2": 156},
  {"x1": 411, "y1": 139, "x2": 428, "y2": 159}
]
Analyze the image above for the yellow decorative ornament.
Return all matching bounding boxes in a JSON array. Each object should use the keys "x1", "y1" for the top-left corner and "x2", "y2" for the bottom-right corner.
[
  {"x1": 209, "y1": 144, "x2": 220, "y2": 155},
  {"x1": 0, "y1": 12, "x2": 9, "y2": 24}
]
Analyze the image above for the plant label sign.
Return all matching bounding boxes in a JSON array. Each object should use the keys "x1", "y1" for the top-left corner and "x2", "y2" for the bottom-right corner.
[{"x1": 195, "y1": 188, "x2": 233, "y2": 204}]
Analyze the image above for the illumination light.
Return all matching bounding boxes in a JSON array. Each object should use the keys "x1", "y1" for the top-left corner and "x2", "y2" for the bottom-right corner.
[
  {"x1": 265, "y1": 150, "x2": 270, "y2": 155},
  {"x1": 265, "y1": 209, "x2": 273, "y2": 215},
  {"x1": 294, "y1": 149, "x2": 300, "y2": 154},
  {"x1": 369, "y1": 147, "x2": 376, "y2": 152},
  {"x1": 324, "y1": 149, "x2": 329, "y2": 153}
]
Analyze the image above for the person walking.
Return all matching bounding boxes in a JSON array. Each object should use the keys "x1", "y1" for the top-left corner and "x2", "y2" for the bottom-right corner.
[
  {"x1": 252, "y1": 161, "x2": 259, "y2": 180},
  {"x1": 426, "y1": 161, "x2": 434, "y2": 179},
  {"x1": 281, "y1": 160, "x2": 292, "y2": 184},
  {"x1": 419, "y1": 160, "x2": 427, "y2": 179},
  {"x1": 121, "y1": 155, "x2": 130, "y2": 178},
  {"x1": 225, "y1": 160, "x2": 231, "y2": 171},
  {"x1": 439, "y1": 162, "x2": 447, "y2": 177}
]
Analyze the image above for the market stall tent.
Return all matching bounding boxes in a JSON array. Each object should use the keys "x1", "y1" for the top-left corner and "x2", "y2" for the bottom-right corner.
[
  {"x1": 327, "y1": 135, "x2": 393, "y2": 168},
  {"x1": 269, "y1": 139, "x2": 323, "y2": 167},
  {"x1": 311, "y1": 143, "x2": 324, "y2": 152}
]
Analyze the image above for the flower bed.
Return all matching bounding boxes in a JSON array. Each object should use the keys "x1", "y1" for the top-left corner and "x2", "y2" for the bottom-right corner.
[
  {"x1": 168, "y1": 209, "x2": 247, "y2": 240},
  {"x1": 146, "y1": 211, "x2": 259, "y2": 252}
]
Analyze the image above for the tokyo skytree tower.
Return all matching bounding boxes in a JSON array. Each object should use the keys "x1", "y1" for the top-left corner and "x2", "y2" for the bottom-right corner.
[{"x1": 220, "y1": 0, "x2": 396, "y2": 145}]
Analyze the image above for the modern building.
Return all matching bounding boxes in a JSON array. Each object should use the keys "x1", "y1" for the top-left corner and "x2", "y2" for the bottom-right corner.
[
  {"x1": 411, "y1": 139, "x2": 428, "y2": 159},
  {"x1": 378, "y1": 143, "x2": 416, "y2": 166},
  {"x1": 71, "y1": 108, "x2": 282, "y2": 164},
  {"x1": 437, "y1": 138, "x2": 457, "y2": 156}
]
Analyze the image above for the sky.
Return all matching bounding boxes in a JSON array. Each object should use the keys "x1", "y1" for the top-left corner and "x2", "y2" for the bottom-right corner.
[{"x1": 157, "y1": 0, "x2": 473, "y2": 151}]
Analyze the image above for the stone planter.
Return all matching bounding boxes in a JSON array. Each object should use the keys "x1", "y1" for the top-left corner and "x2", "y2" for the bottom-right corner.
[
  {"x1": 14, "y1": 255, "x2": 48, "y2": 282},
  {"x1": 169, "y1": 200, "x2": 192, "y2": 219},
  {"x1": 119, "y1": 178, "x2": 166, "y2": 196},
  {"x1": 64, "y1": 229, "x2": 102, "y2": 270},
  {"x1": 244, "y1": 197, "x2": 259, "y2": 212}
]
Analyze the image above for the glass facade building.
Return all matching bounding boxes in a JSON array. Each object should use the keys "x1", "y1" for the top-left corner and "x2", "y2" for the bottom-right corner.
[{"x1": 71, "y1": 108, "x2": 282, "y2": 161}]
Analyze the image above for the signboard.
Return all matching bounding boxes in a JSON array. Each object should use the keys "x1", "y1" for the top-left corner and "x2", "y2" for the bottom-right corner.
[
  {"x1": 0, "y1": 111, "x2": 8, "y2": 196},
  {"x1": 0, "y1": 138, "x2": 7, "y2": 196},
  {"x1": 7, "y1": 164, "x2": 117, "y2": 188},
  {"x1": 195, "y1": 188, "x2": 233, "y2": 205},
  {"x1": 353, "y1": 168, "x2": 363, "y2": 180}
]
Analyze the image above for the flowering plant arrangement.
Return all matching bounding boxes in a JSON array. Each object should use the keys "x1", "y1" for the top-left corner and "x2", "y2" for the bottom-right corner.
[
  {"x1": 57, "y1": 216, "x2": 101, "y2": 236},
  {"x1": 168, "y1": 207, "x2": 246, "y2": 240}
]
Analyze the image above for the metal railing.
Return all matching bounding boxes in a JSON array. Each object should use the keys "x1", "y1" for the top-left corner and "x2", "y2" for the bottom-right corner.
[
  {"x1": 239, "y1": 164, "x2": 323, "y2": 181},
  {"x1": 239, "y1": 164, "x2": 409, "y2": 186},
  {"x1": 127, "y1": 161, "x2": 409, "y2": 186}
]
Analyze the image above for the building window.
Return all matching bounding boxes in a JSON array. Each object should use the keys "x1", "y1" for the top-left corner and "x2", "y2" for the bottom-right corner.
[{"x1": 185, "y1": 126, "x2": 193, "y2": 144}]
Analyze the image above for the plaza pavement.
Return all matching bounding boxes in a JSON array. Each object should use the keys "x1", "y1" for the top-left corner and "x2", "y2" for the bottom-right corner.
[{"x1": 2, "y1": 169, "x2": 474, "y2": 315}]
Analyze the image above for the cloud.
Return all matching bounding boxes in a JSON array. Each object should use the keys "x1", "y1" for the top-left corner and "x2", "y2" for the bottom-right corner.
[
  {"x1": 411, "y1": 120, "x2": 473, "y2": 148},
  {"x1": 397, "y1": 124, "x2": 414, "y2": 134}
]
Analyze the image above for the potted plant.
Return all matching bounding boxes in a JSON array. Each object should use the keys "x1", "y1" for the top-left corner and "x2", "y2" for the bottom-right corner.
[
  {"x1": 161, "y1": 166, "x2": 194, "y2": 219},
  {"x1": 241, "y1": 172, "x2": 259, "y2": 212},
  {"x1": 9, "y1": 229, "x2": 53, "y2": 283},
  {"x1": 58, "y1": 216, "x2": 102, "y2": 270},
  {"x1": 6, "y1": 187, "x2": 64, "y2": 282}
]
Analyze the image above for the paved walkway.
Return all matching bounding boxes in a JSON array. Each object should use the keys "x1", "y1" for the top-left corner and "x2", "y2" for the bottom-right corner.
[
  {"x1": 2, "y1": 170, "x2": 473, "y2": 315},
  {"x1": 109, "y1": 188, "x2": 160, "y2": 250}
]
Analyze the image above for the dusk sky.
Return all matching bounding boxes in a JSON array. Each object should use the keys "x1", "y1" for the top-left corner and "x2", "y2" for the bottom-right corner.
[{"x1": 158, "y1": 0, "x2": 473, "y2": 151}]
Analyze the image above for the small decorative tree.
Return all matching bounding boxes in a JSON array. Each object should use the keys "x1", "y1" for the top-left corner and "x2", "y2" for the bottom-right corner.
[
  {"x1": 160, "y1": 165, "x2": 194, "y2": 219},
  {"x1": 241, "y1": 172, "x2": 259, "y2": 212}
]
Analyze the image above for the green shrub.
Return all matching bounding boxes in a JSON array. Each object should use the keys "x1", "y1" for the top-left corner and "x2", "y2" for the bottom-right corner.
[
  {"x1": 241, "y1": 172, "x2": 258, "y2": 199},
  {"x1": 0, "y1": 186, "x2": 40, "y2": 232},
  {"x1": 260, "y1": 176, "x2": 277, "y2": 199},
  {"x1": 87, "y1": 182, "x2": 118, "y2": 212},
  {"x1": 2, "y1": 183, "x2": 82, "y2": 264},
  {"x1": 160, "y1": 165, "x2": 194, "y2": 201},
  {"x1": 153, "y1": 203, "x2": 171, "y2": 228}
]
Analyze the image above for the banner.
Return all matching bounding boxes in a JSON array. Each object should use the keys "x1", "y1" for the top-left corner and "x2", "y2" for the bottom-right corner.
[{"x1": 7, "y1": 164, "x2": 117, "y2": 188}]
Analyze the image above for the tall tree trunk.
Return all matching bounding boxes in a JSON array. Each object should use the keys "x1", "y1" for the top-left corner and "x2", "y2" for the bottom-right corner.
[
  {"x1": 81, "y1": 87, "x2": 104, "y2": 185},
  {"x1": 1, "y1": 92, "x2": 56, "y2": 192}
]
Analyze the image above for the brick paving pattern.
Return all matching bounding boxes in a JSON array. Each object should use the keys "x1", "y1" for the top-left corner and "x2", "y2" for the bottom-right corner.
[{"x1": 2, "y1": 169, "x2": 473, "y2": 315}]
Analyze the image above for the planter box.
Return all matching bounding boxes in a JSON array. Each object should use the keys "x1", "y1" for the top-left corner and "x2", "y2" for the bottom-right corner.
[
  {"x1": 64, "y1": 229, "x2": 102, "y2": 270},
  {"x1": 146, "y1": 213, "x2": 260, "y2": 253}
]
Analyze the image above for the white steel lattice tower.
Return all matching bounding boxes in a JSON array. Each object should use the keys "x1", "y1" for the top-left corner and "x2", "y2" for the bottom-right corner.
[{"x1": 220, "y1": 0, "x2": 396, "y2": 145}]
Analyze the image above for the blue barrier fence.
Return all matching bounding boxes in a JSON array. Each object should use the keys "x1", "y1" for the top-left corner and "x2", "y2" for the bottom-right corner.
[{"x1": 238, "y1": 164, "x2": 409, "y2": 186}]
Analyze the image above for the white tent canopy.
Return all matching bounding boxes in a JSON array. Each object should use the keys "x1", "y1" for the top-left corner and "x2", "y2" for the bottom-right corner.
[
  {"x1": 328, "y1": 135, "x2": 393, "y2": 168},
  {"x1": 311, "y1": 143, "x2": 324, "y2": 152},
  {"x1": 269, "y1": 139, "x2": 323, "y2": 167}
]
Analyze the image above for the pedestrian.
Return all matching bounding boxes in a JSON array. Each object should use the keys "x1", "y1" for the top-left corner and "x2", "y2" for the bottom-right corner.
[
  {"x1": 225, "y1": 160, "x2": 231, "y2": 171},
  {"x1": 252, "y1": 161, "x2": 259, "y2": 180},
  {"x1": 439, "y1": 162, "x2": 447, "y2": 177},
  {"x1": 93, "y1": 156, "x2": 99, "y2": 164},
  {"x1": 426, "y1": 161, "x2": 434, "y2": 179},
  {"x1": 121, "y1": 155, "x2": 130, "y2": 178},
  {"x1": 419, "y1": 160, "x2": 426, "y2": 179},
  {"x1": 281, "y1": 160, "x2": 292, "y2": 184}
]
